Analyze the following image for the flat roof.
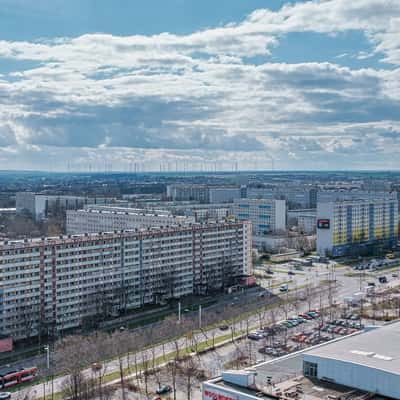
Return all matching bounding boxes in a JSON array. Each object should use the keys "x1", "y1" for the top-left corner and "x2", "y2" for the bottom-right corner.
[
  {"x1": 74, "y1": 208, "x2": 181, "y2": 218},
  {"x1": 305, "y1": 321, "x2": 400, "y2": 375},
  {"x1": 209, "y1": 352, "x2": 372, "y2": 400},
  {"x1": 0, "y1": 221, "x2": 243, "y2": 249}
]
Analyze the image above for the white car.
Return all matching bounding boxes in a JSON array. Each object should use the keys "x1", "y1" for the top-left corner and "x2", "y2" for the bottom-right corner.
[{"x1": 279, "y1": 284, "x2": 288, "y2": 292}]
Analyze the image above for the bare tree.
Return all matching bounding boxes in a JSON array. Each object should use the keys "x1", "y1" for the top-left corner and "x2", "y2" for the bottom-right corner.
[
  {"x1": 112, "y1": 330, "x2": 131, "y2": 400},
  {"x1": 178, "y1": 356, "x2": 203, "y2": 400},
  {"x1": 54, "y1": 335, "x2": 97, "y2": 400}
]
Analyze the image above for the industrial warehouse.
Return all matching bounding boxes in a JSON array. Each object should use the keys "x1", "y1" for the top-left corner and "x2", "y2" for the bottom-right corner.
[{"x1": 202, "y1": 321, "x2": 400, "y2": 400}]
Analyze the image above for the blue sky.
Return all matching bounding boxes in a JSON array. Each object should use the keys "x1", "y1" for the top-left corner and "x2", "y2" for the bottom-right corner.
[{"x1": 0, "y1": 0, "x2": 399, "y2": 171}]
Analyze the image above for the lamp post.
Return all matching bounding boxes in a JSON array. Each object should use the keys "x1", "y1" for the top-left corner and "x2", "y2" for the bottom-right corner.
[{"x1": 44, "y1": 345, "x2": 50, "y2": 369}]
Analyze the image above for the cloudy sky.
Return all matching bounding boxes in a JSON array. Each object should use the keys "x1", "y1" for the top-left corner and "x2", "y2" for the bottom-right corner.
[{"x1": 0, "y1": 0, "x2": 399, "y2": 171}]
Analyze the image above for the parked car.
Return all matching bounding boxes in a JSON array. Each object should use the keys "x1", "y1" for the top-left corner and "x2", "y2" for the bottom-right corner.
[
  {"x1": 0, "y1": 393, "x2": 11, "y2": 400},
  {"x1": 248, "y1": 333, "x2": 263, "y2": 340},
  {"x1": 156, "y1": 385, "x2": 172, "y2": 395}
]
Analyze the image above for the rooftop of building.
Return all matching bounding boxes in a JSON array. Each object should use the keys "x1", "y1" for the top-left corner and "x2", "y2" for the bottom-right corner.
[
  {"x1": 209, "y1": 352, "x2": 373, "y2": 400},
  {"x1": 71, "y1": 207, "x2": 186, "y2": 219},
  {"x1": 0, "y1": 220, "x2": 246, "y2": 249},
  {"x1": 206, "y1": 323, "x2": 400, "y2": 400},
  {"x1": 304, "y1": 321, "x2": 400, "y2": 375}
]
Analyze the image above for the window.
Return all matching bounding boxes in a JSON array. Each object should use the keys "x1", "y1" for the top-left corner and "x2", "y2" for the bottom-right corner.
[{"x1": 303, "y1": 361, "x2": 318, "y2": 378}]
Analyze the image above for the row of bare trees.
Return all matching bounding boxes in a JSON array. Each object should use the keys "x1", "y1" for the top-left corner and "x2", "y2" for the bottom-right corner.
[
  {"x1": 46, "y1": 293, "x2": 281, "y2": 400},
  {"x1": 52, "y1": 320, "x2": 208, "y2": 400},
  {"x1": 44, "y1": 283, "x2": 335, "y2": 400}
]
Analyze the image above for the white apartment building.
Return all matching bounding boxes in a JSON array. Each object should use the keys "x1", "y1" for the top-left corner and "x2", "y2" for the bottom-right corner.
[
  {"x1": 66, "y1": 207, "x2": 195, "y2": 234},
  {"x1": 317, "y1": 198, "x2": 398, "y2": 257},
  {"x1": 0, "y1": 221, "x2": 252, "y2": 340},
  {"x1": 232, "y1": 198, "x2": 286, "y2": 235}
]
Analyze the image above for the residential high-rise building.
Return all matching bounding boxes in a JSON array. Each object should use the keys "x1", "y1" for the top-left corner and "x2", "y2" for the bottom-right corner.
[
  {"x1": 232, "y1": 198, "x2": 286, "y2": 235},
  {"x1": 317, "y1": 198, "x2": 398, "y2": 257},
  {"x1": 0, "y1": 221, "x2": 252, "y2": 340}
]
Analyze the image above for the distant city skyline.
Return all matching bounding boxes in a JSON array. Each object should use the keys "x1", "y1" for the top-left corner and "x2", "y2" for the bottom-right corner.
[{"x1": 0, "y1": 0, "x2": 399, "y2": 171}]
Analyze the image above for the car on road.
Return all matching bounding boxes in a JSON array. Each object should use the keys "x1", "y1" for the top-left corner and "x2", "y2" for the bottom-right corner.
[
  {"x1": 279, "y1": 284, "x2": 288, "y2": 292},
  {"x1": 156, "y1": 385, "x2": 172, "y2": 395},
  {"x1": 288, "y1": 271, "x2": 295, "y2": 276},
  {"x1": 0, "y1": 393, "x2": 11, "y2": 400},
  {"x1": 219, "y1": 324, "x2": 229, "y2": 331}
]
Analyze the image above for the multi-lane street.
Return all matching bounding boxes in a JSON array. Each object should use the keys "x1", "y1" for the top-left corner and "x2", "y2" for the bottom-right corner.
[{"x1": 9, "y1": 260, "x2": 399, "y2": 399}]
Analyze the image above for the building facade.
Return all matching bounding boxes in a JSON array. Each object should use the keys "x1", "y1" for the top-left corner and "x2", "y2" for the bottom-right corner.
[
  {"x1": 287, "y1": 209, "x2": 317, "y2": 234},
  {"x1": 166, "y1": 185, "x2": 242, "y2": 204},
  {"x1": 166, "y1": 185, "x2": 210, "y2": 203},
  {"x1": 247, "y1": 186, "x2": 317, "y2": 209},
  {"x1": 317, "y1": 190, "x2": 398, "y2": 203},
  {"x1": 208, "y1": 188, "x2": 242, "y2": 204},
  {"x1": 232, "y1": 198, "x2": 286, "y2": 235},
  {"x1": 66, "y1": 207, "x2": 194, "y2": 234},
  {"x1": 317, "y1": 198, "x2": 398, "y2": 257},
  {"x1": 0, "y1": 222, "x2": 252, "y2": 340},
  {"x1": 16, "y1": 192, "x2": 118, "y2": 220}
]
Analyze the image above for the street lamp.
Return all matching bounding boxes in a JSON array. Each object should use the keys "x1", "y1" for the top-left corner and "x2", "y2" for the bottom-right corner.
[{"x1": 44, "y1": 346, "x2": 50, "y2": 370}]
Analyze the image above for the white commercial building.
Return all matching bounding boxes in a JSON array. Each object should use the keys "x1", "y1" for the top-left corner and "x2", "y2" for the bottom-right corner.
[
  {"x1": 303, "y1": 322, "x2": 400, "y2": 399},
  {"x1": 0, "y1": 221, "x2": 252, "y2": 340},
  {"x1": 66, "y1": 207, "x2": 194, "y2": 234},
  {"x1": 317, "y1": 197, "x2": 398, "y2": 257},
  {"x1": 203, "y1": 321, "x2": 400, "y2": 400},
  {"x1": 232, "y1": 198, "x2": 286, "y2": 236}
]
